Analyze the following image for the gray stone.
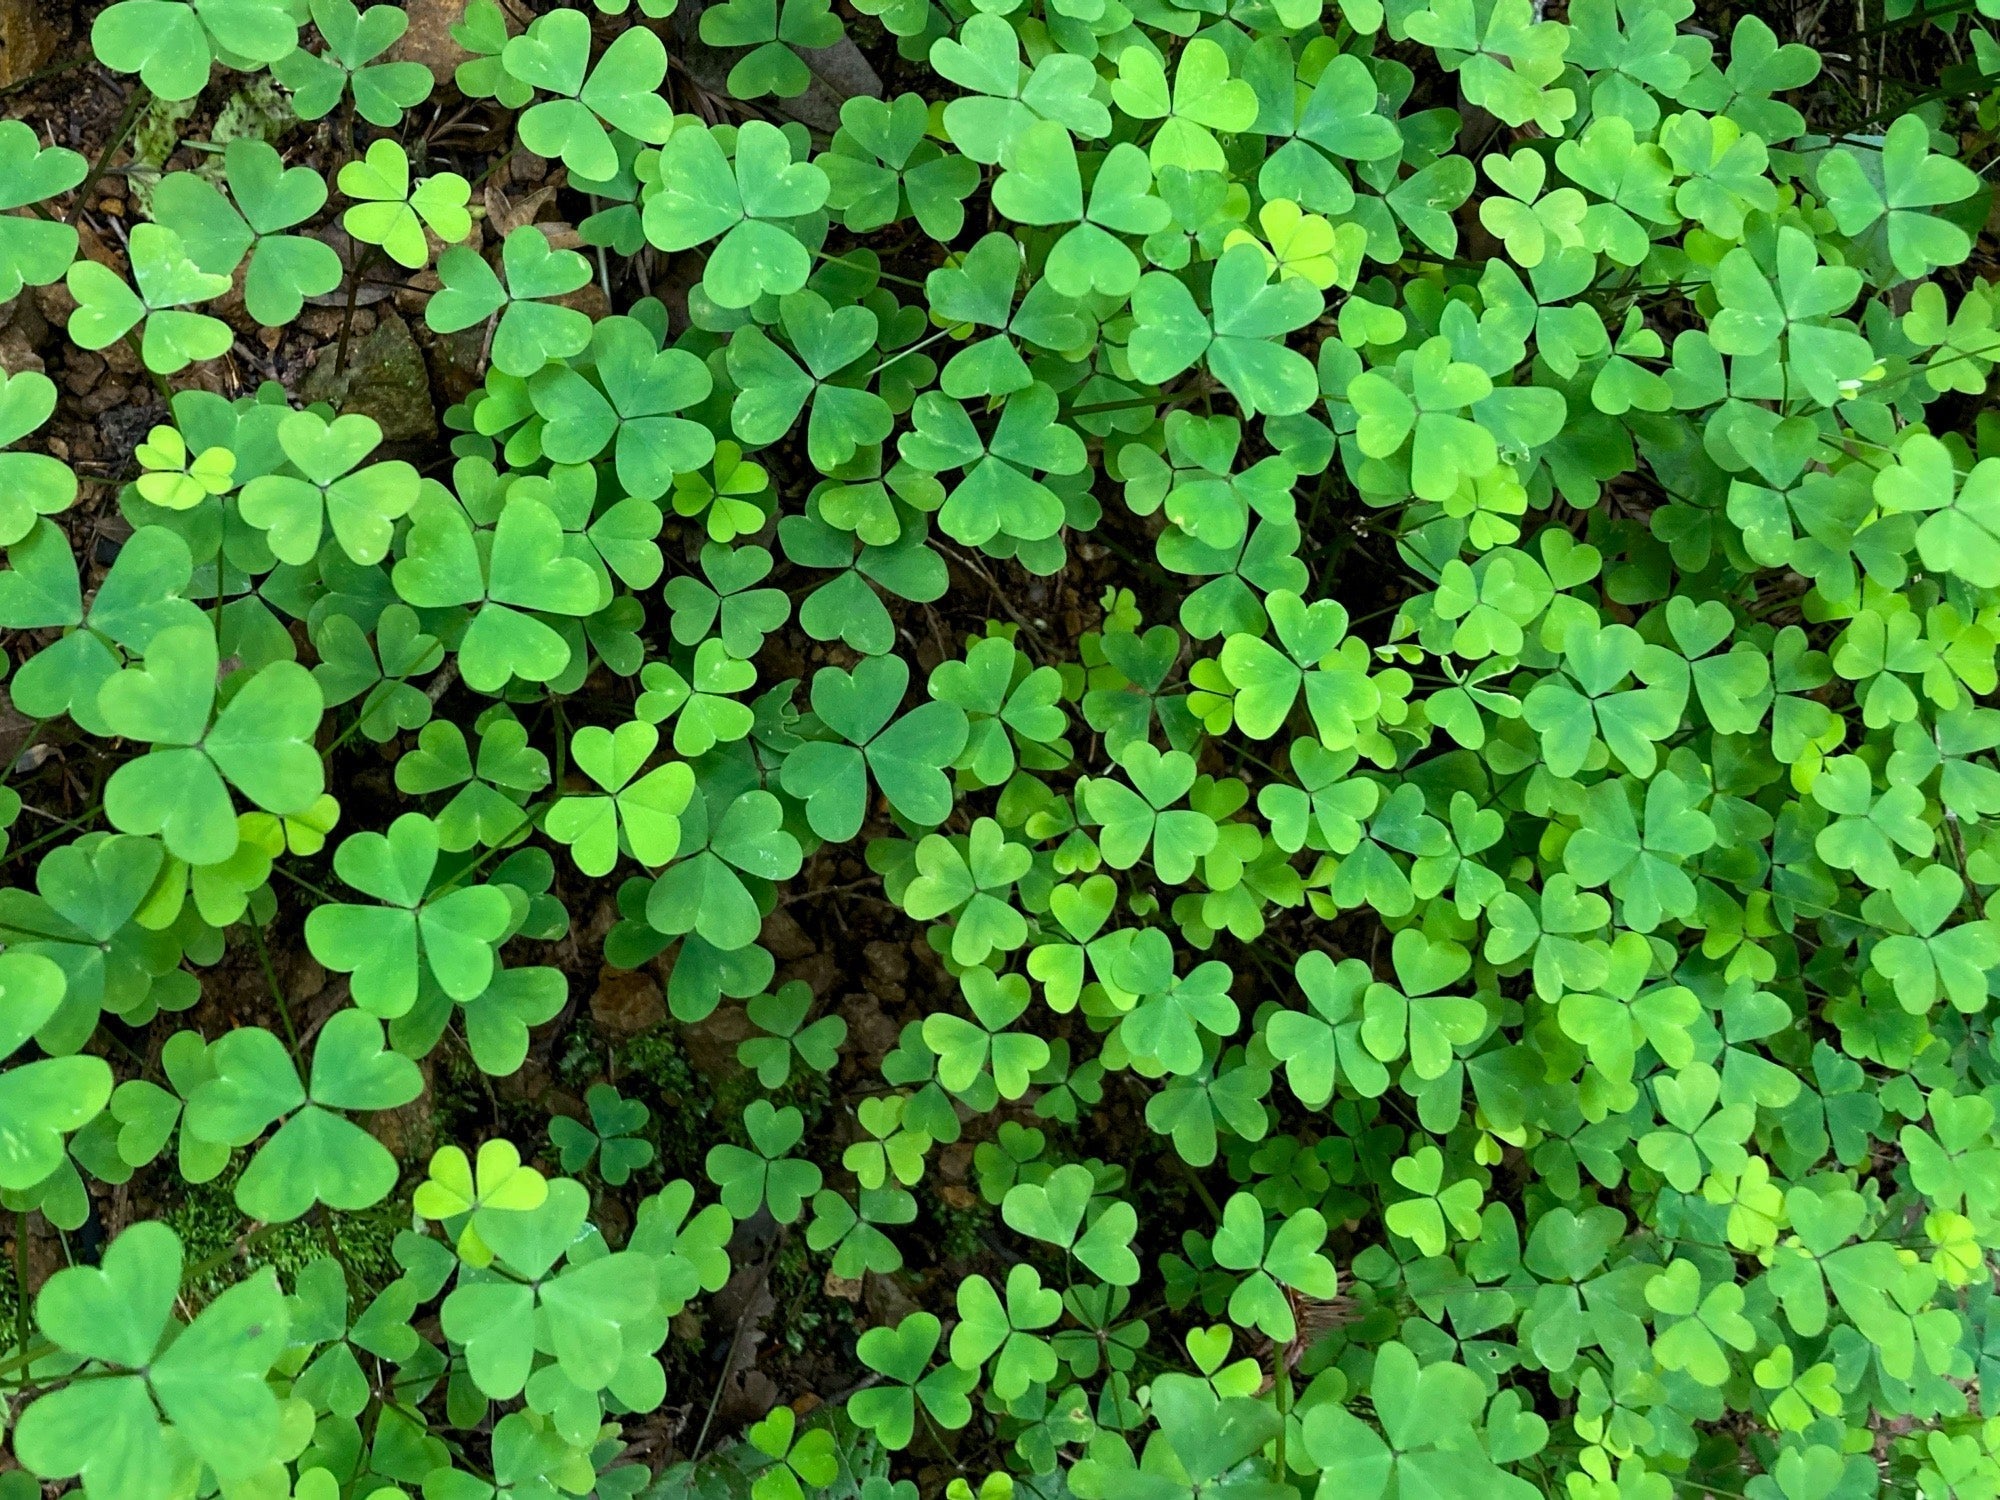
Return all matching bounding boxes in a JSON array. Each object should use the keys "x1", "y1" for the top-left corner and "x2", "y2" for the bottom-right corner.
[{"x1": 301, "y1": 311, "x2": 437, "y2": 443}]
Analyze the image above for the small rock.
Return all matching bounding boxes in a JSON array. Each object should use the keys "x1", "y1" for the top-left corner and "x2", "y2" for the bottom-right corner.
[
  {"x1": 425, "y1": 324, "x2": 489, "y2": 407},
  {"x1": 32, "y1": 280, "x2": 75, "y2": 329},
  {"x1": 863, "y1": 940, "x2": 907, "y2": 1001},
  {"x1": 61, "y1": 350, "x2": 105, "y2": 396},
  {"x1": 760, "y1": 909, "x2": 814, "y2": 961},
  {"x1": 591, "y1": 966, "x2": 666, "y2": 1037},
  {"x1": 778, "y1": 950, "x2": 836, "y2": 998},
  {"x1": 80, "y1": 382, "x2": 129, "y2": 416},
  {"x1": 497, "y1": 1055, "x2": 551, "y2": 1103},
  {"x1": 840, "y1": 991, "x2": 901, "y2": 1071},
  {"x1": 0, "y1": 322, "x2": 42, "y2": 377},
  {"x1": 300, "y1": 311, "x2": 438, "y2": 443},
  {"x1": 681, "y1": 1002, "x2": 751, "y2": 1082},
  {"x1": 0, "y1": 0, "x2": 59, "y2": 89},
  {"x1": 863, "y1": 1272, "x2": 920, "y2": 1327},
  {"x1": 388, "y1": 0, "x2": 481, "y2": 78},
  {"x1": 822, "y1": 1270, "x2": 862, "y2": 1302},
  {"x1": 97, "y1": 401, "x2": 163, "y2": 472}
]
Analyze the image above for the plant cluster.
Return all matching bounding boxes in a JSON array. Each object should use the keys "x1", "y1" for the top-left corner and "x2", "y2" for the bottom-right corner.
[{"x1": 2, "y1": 0, "x2": 2000, "y2": 1497}]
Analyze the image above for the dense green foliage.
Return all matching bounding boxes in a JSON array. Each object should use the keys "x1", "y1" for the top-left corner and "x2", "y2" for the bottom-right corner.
[{"x1": 3, "y1": 0, "x2": 2000, "y2": 1496}]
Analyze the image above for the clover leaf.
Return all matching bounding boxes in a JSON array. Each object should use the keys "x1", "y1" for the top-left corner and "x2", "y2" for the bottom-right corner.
[
  {"x1": 506, "y1": 9, "x2": 672, "y2": 179},
  {"x1": 0, "y1": 122, "x2": 86, "y2": 301},
  {"x1": 705, "y1": 1099, "x2": 821, "y2": 1222},
  {"x1": 17, "y1": 1223, "x2": 291, "y2": 1495},
  {"x1": 699, "y1": 0, "x2": 843, "y2": 99},
  {"x1": 550, "y1": 1083, "x2": 655, "y2": 1185},
  {"x1": 0, "y1": 369, "x2": 77, "y2": 545},
  {"x1": 780, "y1": 654, "x2": 968, "y2": 841},
  {"x1": 1129, "y1": 244, "x2": 1323, "y2": 416},
  {"x1": 92, "y1": 0, "x2": 300, "y2": 100},
  {"x1": 275, "y1": 0, "x2": 435, "y2": 126},
  {"x1": 185, "y1": 1010, "x2": 421, "y2": 1220},
  {"x1": 644, "y1": 120, "x2": 829, "y2": 308},
  {"x1": 66, "y1": 224, "x2": 232, "y2": 374},
  {"x1": 305, "y1": 813, "x2": 514, "y2": 1017},
  {"x1": 339, "y1": 139, "x2": 472, "y2": 269},
  {"x1": 98, "y1": 624, "x2": 325, "y2": 864},
  {"x1": 543, "y1": 721, "x2": 694, "y2": 876},
  {"x1": 238, "y1": 409, "x2": 417, "y2": 565},
  {"x1": 531, "y1": 315, "x2": 715, "y2": 499},
  {"x1": 821, "y1": 93, "x2": 980, "y2": 240},
  {"x1": 429, "y1": 226, "x2": 594, "y2": 378}
]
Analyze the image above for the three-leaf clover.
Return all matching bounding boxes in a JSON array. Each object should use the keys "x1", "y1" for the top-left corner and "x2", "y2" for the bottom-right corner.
[
  {"x1": 505, "y1": 9, "x2": 673, "y2": 179},
  {"x1": 304, "y1": 813, "x2": 514, "y2": 1017},
  {"x1": 392, "y1": 486, "x2": 606, "y2": 691},
  {"x1": 705, "y1": 1099, "x2": 822, "y2": 1222},
  {"x1": 98, "y1": 624, "x2": 326, "y2": 864},
  {"x1": 428, "y1": 227, "x2": 595, "y2": 378},
  {"x1": 531, "y1": 314, "x2": 716, "y2": 499},
  {"x1": 0, "y1": 122, "x2": 86, "y2": 301},
  {"x1": 543, "y1": 721, "x2": 694, "y2": 876},
  {"x1": 185, "y1": 1011, "x2": 423, "y2": 1221},
  {"x1": 152, "y1": 141, "x2": 342, "y2": 327},
  {"x1": 728, "y1": 289, "x2": 893, "y2": 471},
  {"x1": 643, "y1": 786, "x2": 803, "y2": 951},
  {"x1": 643, "y1": 120, "x2": 830, "y2": 308},
  {"x1": 238, "y1": 410, "x2": 418, "y2": 565},
  {"x1": 738, "y1": 980, "x2": 847, "y2": 1087},
  {"x1": 898, "y1": 381, "x2": 1088, "y2": 550},
  {"x1": 550, "y1": 1084, "x2": 656, "y2": 1185},
  {"x1": 16, "y1": 1223, "x2": 291, "y2": 1494},
  {"x1": 1817, "y1": 115, "x2": 1981, "y2": 283},
  {"x1": 922, "y1": 966, "x2": 1049, "y2": 1102},
  {"x1": 780, "y1": 654, "x2": 969, "y2": 841},
  {"x1": 848, "y1": 1312, "x2": 976, "y2": 1450},
  {"x1": 92, "y1": 0, "x2": 301, "y2": 100},
  {"x1": 1083, "y1": 742, "x2": 1218, "y2": 885},
  {"x1": 950, "y1": 1262, "x2": 1061, "y2": 1399},
  {"x1": 275, "y1": 0, "x2": 435, "y2": 126},
  {"x1": 339, "y1": 139, "x2": 473, "y2": 269},
  {"x1": 66, "y1": 224, "x2": 232, "y2": 374},
  {"x1": 902, "y1": 817, "x2": 1033, "y2": 965},
  {"x1": 820, "y1": 93, "x2": 980, "y2": 240},
  {"x1": 1128, "y1": 243, "x2": 1323, "y2": 416},
  {"x1": 1210, "y1": 1191, "x2": 1339, "y2": 1340},
  {"x1": 699, "y1": 0, "x2": 843, "y2": 99}
]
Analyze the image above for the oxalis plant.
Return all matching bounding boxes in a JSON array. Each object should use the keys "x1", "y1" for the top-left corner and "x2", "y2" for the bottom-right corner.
[{"x1": 0, "y1": 0, "x2": 1999, "y2": 1497}]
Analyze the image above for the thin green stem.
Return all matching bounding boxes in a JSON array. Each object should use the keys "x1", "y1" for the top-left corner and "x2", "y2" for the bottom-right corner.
[
  {"x1": 68, "y1": 85, "x2": 150, "y2": 228},
  {"x1": 247, "y1": 919, "x2": 304, "y2": 1063}
]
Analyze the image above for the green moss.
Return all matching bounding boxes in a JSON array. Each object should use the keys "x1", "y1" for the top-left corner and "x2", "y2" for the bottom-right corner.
[
  {"x1": 617, "y1": 1025, "x2": 697, "y2": 1098},
  {"x1": 766, "y1": 1233, "x2": 856, "y2": 1358},
  {"x1": 616, "y1": 1027, "x2": 711, "y2": 1181},
  {"x1": 161, "y1": 1175, "x2": 402, "y2": 1304},
  {"x1": 933, "y1": 1196, "x2": 990, "y2": 1264}
]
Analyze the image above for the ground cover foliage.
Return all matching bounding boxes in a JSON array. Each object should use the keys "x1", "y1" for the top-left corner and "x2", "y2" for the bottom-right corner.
[{"x1": 0, "y1": 0, "x2": 1999, "y2": 1494}]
